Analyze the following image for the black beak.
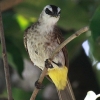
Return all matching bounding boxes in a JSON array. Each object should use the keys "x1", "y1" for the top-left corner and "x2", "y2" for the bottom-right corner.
[{"x1": 51, "y1": 13, "x2": 59, "y2": 17}]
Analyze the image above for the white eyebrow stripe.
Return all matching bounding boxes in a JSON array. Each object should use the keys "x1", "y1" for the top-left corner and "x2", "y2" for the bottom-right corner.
[
  {"x1": 44, "y1": 5, "x2": 52, "y2": 12},
  {"x1": 48, "y1": 6, "x2": 52, "y2": 12},
  {"x1": 57, "y1": 7, "x2": 61, "y2": 13}
]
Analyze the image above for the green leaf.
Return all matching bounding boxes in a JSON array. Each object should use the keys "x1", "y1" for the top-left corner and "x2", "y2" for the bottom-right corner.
[
  {"x1": 2, "y1": 10, "x2": 24, "y2": 77},
  {"x1": 90, "y1": 6, "x2": 100, "y2": 42},
  {"x1": 88, "y1": 6, "x2": 100, "y2": 86},
  {"x1": 89, "y1": 6, "x2": 100, "y2": 61},
  {"x1": 0, "y1": 88, "x2": 32, "y2": 100},
  {"x1": 12, "y1": 88, "x2": 32, "y2": 100},
  {"x1": 0, "y1": 40, "x2": 24, "y2": 77},
  {"x1": 6, "y1": 38, "x2": 24, "y2": 77}
]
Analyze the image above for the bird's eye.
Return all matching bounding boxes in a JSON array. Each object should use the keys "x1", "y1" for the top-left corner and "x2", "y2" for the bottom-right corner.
[
  {"x1": 58, "y1": 11, "x2": 61, "y2": 14},
  {"x1": 45, "y1": 8, "x2": 52, "y2": 15}
]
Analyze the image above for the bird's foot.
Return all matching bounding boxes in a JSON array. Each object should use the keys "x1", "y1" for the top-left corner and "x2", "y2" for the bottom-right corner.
[
  {"x1": 52, "y1": 61, "x2": 62, "y2": 67},
  {"x1": 35, "y1": 80, "x2": 44, "y2": 89},
  {"x1": 45, "y1": 59, "x2": 53, "y2": 68}
]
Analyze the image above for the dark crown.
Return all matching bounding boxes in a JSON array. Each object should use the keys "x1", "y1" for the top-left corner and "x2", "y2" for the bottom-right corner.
[{"x1": 45, "y1": 5, "x2": 61, "y2": 16}]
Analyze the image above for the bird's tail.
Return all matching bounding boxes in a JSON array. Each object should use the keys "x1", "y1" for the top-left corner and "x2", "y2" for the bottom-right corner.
[{"x1": 57, "y1": 79, "x2": 76, "y2": 100}]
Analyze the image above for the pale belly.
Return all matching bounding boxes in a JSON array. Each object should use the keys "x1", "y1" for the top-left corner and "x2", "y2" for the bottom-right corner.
[{"x1": 27, "y1": 33, "x2": 65, "y2": 70}]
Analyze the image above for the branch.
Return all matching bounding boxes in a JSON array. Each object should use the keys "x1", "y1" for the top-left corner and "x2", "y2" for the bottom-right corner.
[
  {"x1": 0, "y1": 7, "x2": 13, "y2": 100},
  {"x1": 50, "y1": 26, "x2": 89, "y2": 60},
  {"x1": 30, "y1": 67, "x2": 48, "y2": 100},
  {"x1": 30, "y1": 26, "x2": 89, "y2": 100}
]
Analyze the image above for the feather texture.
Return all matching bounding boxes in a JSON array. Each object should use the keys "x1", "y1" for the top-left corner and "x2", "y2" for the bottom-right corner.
[{"x1": 24, "y1": 5, "x2": 75, "y2": 99}]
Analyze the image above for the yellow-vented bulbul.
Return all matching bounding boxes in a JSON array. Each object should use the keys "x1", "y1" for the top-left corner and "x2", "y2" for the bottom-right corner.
[{"x1": 24, "y1": 5, "x2": 75, "y2": 100}]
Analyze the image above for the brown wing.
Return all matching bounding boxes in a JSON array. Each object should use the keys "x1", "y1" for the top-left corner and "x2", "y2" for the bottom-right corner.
[
  {"x1": 23, "y1": 22, "x2": 38, "y2": 52},
  {"x1": 23, "y1": 25, "x2": 35, "y2": 65},
  {"x1": 54, "y1": 26, "x2": 76, "y2": 100},
  {"x1": 23, "y1": 26, "x2": 31, "y2": 52},
  {"x1": 54, "y1": 26, "x2": 69, "y2": 67}
]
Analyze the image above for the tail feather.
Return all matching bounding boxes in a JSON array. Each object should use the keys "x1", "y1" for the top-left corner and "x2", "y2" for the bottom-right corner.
[
  {"x1": 57, "y1": 79, "x2": 76, "y2": 100},
  {"x1": 46, "y1": 76, "x2": 75, "y2": 100}
]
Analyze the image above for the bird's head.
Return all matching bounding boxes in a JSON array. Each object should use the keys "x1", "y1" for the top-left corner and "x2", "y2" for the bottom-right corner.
[{"x1": 39, "y1": 5, "x2": 61, "y2": 25}]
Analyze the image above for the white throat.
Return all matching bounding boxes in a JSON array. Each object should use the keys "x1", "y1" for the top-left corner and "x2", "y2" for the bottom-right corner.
[{"x1": 38, "y1": 12, "x2": 59, "y2": 35}]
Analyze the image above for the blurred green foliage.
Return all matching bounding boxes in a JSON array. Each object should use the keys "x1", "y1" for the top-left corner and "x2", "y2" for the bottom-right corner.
[
  {"x1": 1, "y1": 11, "x2": 24, "y2": 76},
  {"x1": 89, "y1": 6, "x2": 100, "y2": 85}
]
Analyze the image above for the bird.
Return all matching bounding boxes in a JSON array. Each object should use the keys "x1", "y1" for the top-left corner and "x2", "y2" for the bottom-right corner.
[{"x1": 24, "y1": 5, "x2": 75, "y2": 100}]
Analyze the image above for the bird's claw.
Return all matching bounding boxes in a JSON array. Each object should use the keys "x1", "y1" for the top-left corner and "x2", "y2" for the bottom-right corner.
[
  {"x1": 35, "y1": 80, "x2": 44, "y2": 89},
  {"x1": 45, "y1": 59, "x2": 53, "y2": 68}
]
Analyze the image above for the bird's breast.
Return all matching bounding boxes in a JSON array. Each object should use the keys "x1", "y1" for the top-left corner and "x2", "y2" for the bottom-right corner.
[{"x1": 27, "y1": 29, "x2": 65, "y2": 70}]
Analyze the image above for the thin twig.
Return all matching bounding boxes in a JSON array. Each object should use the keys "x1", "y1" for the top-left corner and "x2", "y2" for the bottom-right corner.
[
  {"x1": 30, "y1": 26, "x2": 89, "y2": 100},
  {"x1": 50, "y1": 26, "x2": 89, "y2": 60},
  {"x1": 0, "y1": 8, "x2": 13, "y2": 100},
  {"x1": 30, "y1": 67, "x2": 48, "y2": 100}
]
